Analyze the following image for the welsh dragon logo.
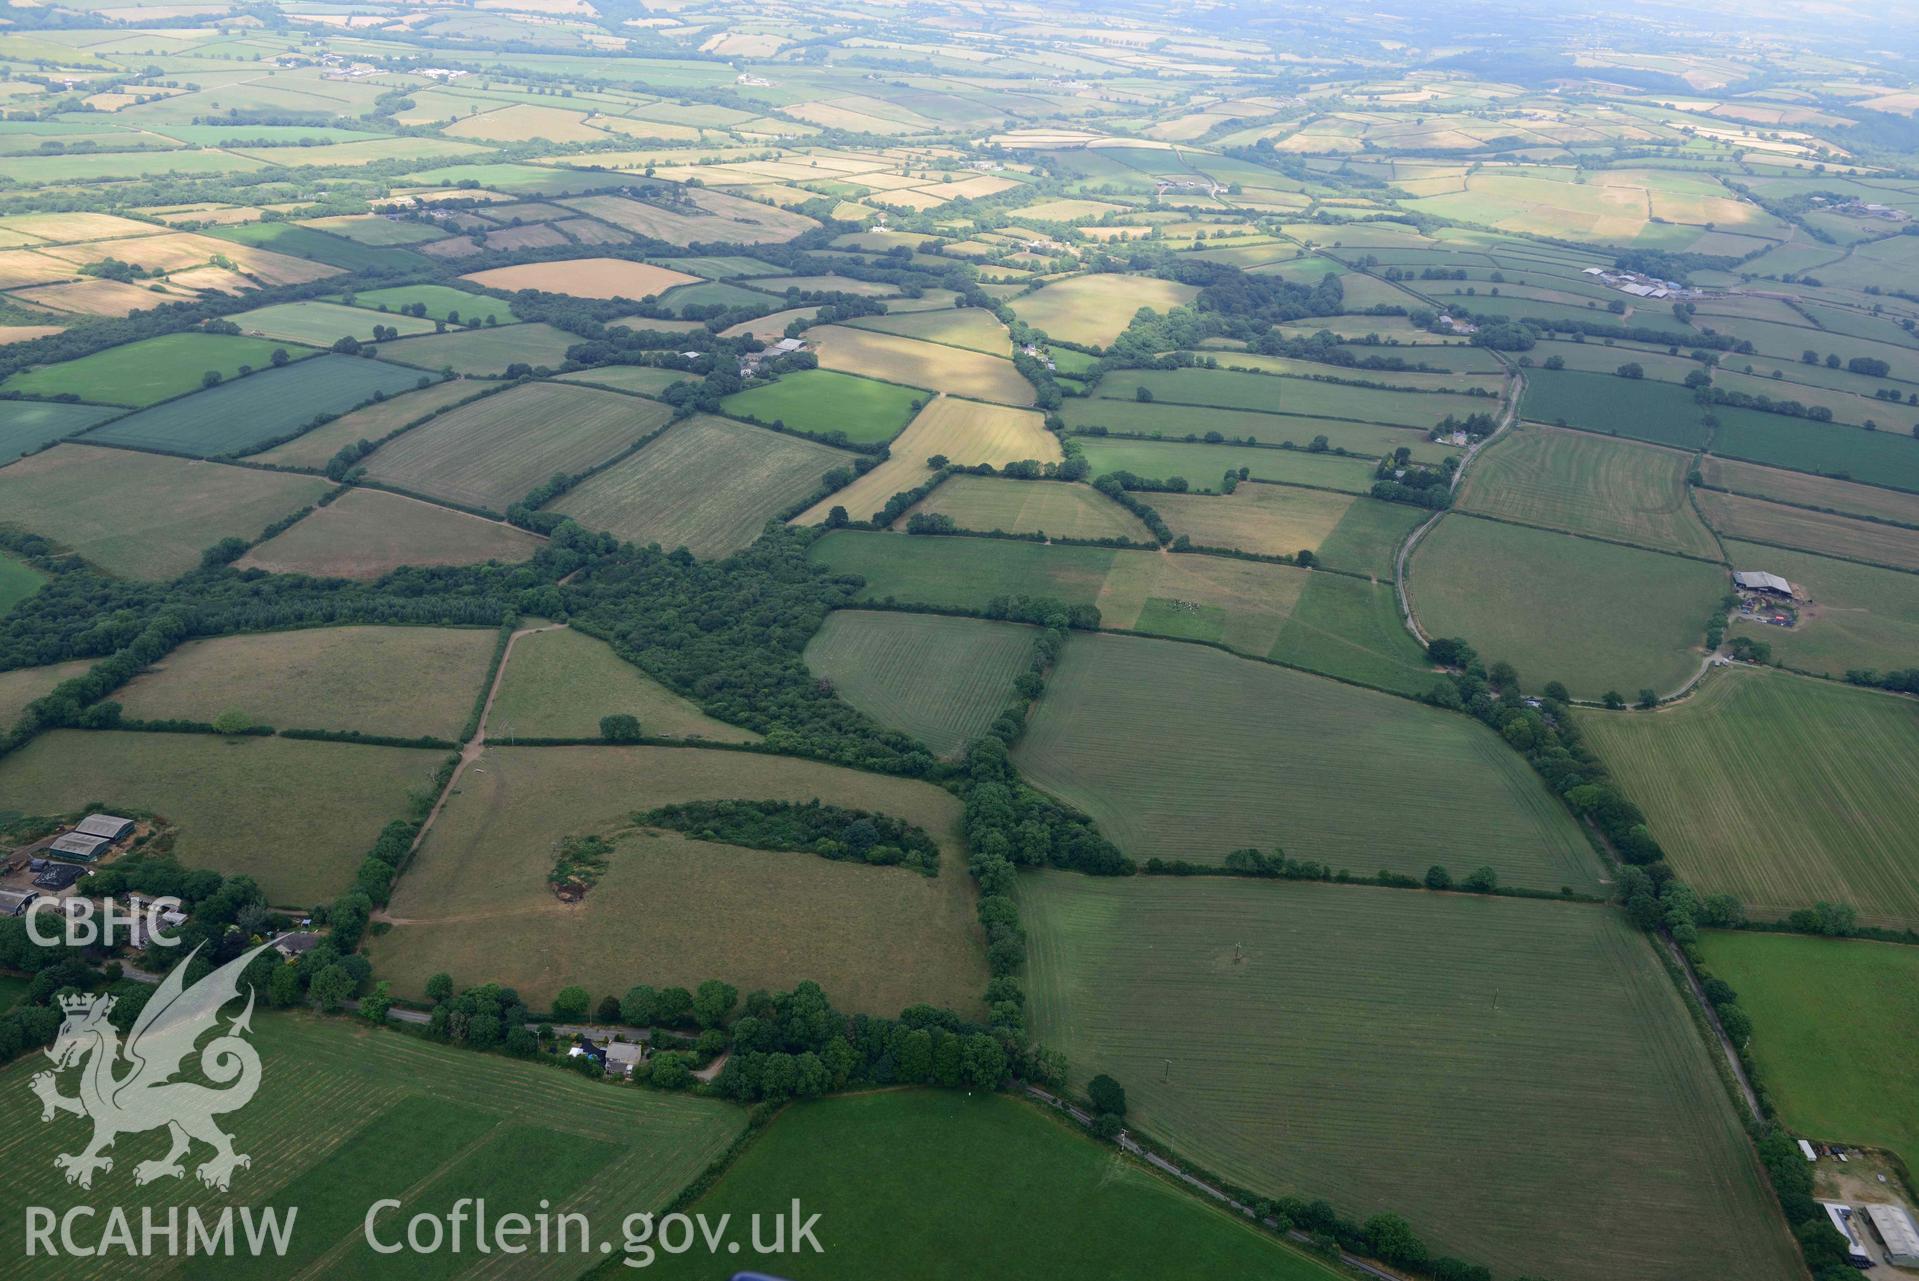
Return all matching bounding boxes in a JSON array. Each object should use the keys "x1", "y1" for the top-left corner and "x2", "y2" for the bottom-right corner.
[{"x1": 30, "y1": 942, "x2": 269, "y2": 1191}]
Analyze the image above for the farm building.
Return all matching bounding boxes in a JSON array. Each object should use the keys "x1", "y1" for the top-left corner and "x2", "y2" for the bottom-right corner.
[
  {"x1": 604, "y1": 1041, "x2": 647, "y2": 1078},
  {"x1": 1865, "y1": 1203, "x2": 1919, "y2": 1267},
  {"x1": 0, "y1": 888, "x2": 37, "y2": 917},
  {"x1": 33, "y1": 862, "x2": 87, "y2": 890},
  {"x1": 273, "y1": 931, "x2": 321, "y2": 959},
  {"x1": 1819, "y1": 1203, "x2": 1872, "y2": 1268},
  {"x1": 74, "y1": 814, "x2": 135, "y2": 842},
  {"x1": 1734, "y1": 571, "x2": 1794, "y2": 598},
  {"x1": 47, "y1": 833, "x2": 109, "y2": 862}
]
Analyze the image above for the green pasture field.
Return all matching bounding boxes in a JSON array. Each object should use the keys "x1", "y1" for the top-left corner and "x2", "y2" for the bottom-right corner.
[
  {"x1": 898, "y1": 476, "x2": 1152, "y2": 541},
  {"x1": 638, "y1": 1090, "x2": 1343, "y2": 1281},
  {"x1": 364, "y1": 382, "x2": 671, "y2": 514},
  {"x1": 1696, "y1": 314, "x2": 1919, "y2": 383},
  {"x1": 0, "y1": 399, "x2": 115, "y2": 464},
  {"x1": 246, "y1": 378, "x2": 484, "y2": 468},
  {"x1": 1094, "y1": 367, "x2": 1491, "y2": 429},
  {"x1": 369, "y1": 745, "x2": 987, "y2": 1016},
  {"x1": 0, "y1": 730, "x2": 443, "y2": 903},
  {"x1": 1010, "y1": 274, "x2": 1201, "y2": 347},
  {"x1": 1061, "y1": 398, "x2": 1456, "y2": 462},
  {"x1": 1268, "y1": 572, "x2": 1436, "y2": 695},
  {"x1": 377, "y1": 322, "x2": 580, "y2": 376},
  {"x1": 0, "y1": 550, "x2": 43, "y2": 617},
  {"x1": 1019, "y1": 873, "x2": 1798, "y2": 1281},
  {"x1": 86, "y1": 356, "x2": 426, "y2": 457},
  {"x1": 227, "y1": 300, "x2": 438, "y2": 346},
  {"x1": 0, "y1": 445, "x2": 328, "y2": 579},
  {"x1": 112, "y1": 625, "x2": 498, "y2": 740},
  {"x1": 238, "y1": 487, "x2": 543, "y2": 581},
  {"x1": 1709, "y1": 405, "x2": 1919, "y2": 493},
  {"x1": 846, "y1": 306, "x2": 1012, "y2": 355},
  {"x1": 1695, "y1": 932, "x2": 1919, "y2": 1168},
  {"x1": 1526, "y1": 340, "x2": 1707, "y2": 381},
  {"x1": 558, "y1": 366, "x2": 687, "y2": 397},
  {"x1": 208, "y1": 222, "x2": 429, "y2": 273},
  {"x1": 3, "y1": 333, "x2": 312, "y2": 408},
  {"x1": 339, "y1": 283, "x2": 520, "y2": 325},
  {"x1": 0, "y1": 148, "x2": 263, "y2": 184},
  {"x1": 489, "y1": 625, "x2": 757, "y2": 743},
  {"x1": 549, "y1": 414, "x2": 848, "y2": 558},
  {"x1": 1071, "y1": 436, "x2": 1378, "y2": 492},
  {"x1": 654, "y1": 254, "x2": 785, "y2": 277},
  {"x1": 0, "y1": 659, "x2": 92, "y2": 731},
  {"x1": 1457, "y1": 424, "x2": 1721, "y2": 556},
  {"x1": 1410, "y1": 515, "x2": 1724, "y2": 699},
  {"x1": 1012, "y1": 632, "x2": 1598, "y2": 888},
  {"x1": 720, "y1": 368, "x2": 923, "y2": 445},
  {"x1": 1721, "y1": 539, "x2": 1919, "y2": 676},
  {"x1": 1205, "y1": 351, "x2": 1506, "y2": 395},
  {"x1": 1520, "y1": 368, "x2": 1709, "y2": 449},
  {"x1": 808, "y1": 531, "x2": 1309, "y2": 660},
  {"x1": 655, "y1": 280, "x2": 780, "y2": 315},
  {"x1": 1314, "y1": 496, "x2": 1431, "y2": 577},
  {"x1": 1582, "y1": 667, "x2": 1919, "y2": 930},
  {"x1": 803, "y1": 610, "x2": 1037, "y2": 756},
  {"x1": 1697, "y1": 488, "x2": 1919, "y2": 570},
  {"x1": 1713, "y1": 367, "x2": 1919, "y2": 430},
  {"x1": 0, "y1": 1013, "x2": 744, "y2": 1281},
  {"x1": 1699, "y1": 455, "x2": 1919, "y2": 527}
]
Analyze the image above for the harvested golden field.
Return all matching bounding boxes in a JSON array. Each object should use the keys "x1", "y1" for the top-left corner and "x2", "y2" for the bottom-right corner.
[
  {"x1": 444, "y1": 103, "x2": 607, "y2": 144},
  {"x1": 1009, "y1": 274, "x2": 1202, "y2": 347},
  {"x1": 1153, "y1": 485, "x2": 1357, "y2": 557},
  {"x1": 236, "y1": 487, "x2": 544, "y2": 580},
  {"x1": 558, "y1": 191, "x2": 817, "y2": 246},
  {"x1": 369, "y1": 745, "x2": 987, "y2": 1015},
  {"x1": 9, "y1": 278, "x2": 195, "y2": 316},
  {"x1": 808, "y1": 325, "x2": 1034, "y2": 406},
  {"x1": 795, "y1": 396, "x2": 1059, "y2": 524},
  {"x1": 460, "y1": 257, "x2": 699, "y2": 300},
  {"x1": 246, "y1": 379, "x2": 484, "y2": 468},
  {"x1": 37, "y1": 232, "x2": 337, "y2": 286}
]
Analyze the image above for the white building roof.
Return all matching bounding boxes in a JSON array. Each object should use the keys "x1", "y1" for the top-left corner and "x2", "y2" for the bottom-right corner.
[
  {"x1": 1865, "y1": 1203, "x2": 1919, "y2": 1262},
  {"x1": 75, "y1": 814, "x2": 133, "y2": 839},
  {"x1": 1734, "y1": 571, "x2": 1792, "y2": 594}
]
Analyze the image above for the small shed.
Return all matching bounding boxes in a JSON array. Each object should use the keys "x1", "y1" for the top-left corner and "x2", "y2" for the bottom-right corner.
[
  {"x1": 1865, "y1": 1203, "x2": 1919, "y2": 1267},
  {"x1": 74, "y1": 814, "x2": 135, "y2": 843},
  {"x1": 0, "y1": 889, "x2": 37, "y2": 918},
  {"x1": 47, "y1": 833, "x2": 110, "y2": 863},
  {"x1": 772, "y1": 337, "x2": 806, "y2": 354}
]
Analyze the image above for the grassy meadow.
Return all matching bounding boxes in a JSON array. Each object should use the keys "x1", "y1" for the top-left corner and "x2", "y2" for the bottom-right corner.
[
  {"x1": 1019, "y1": 873, "x2": 1799, "y2": 1281},
  {"x1": 3, "y1": 332, "x2": 310, "y2": 407},
  {"x1": 1013, "y1": 632, "x2": 1599, "y2": 889},
  {"x1": 1581, "y1": 667, "x2": 1919, "y2": 930},
  {"x1": 803, "y1": 610, "x2": 1037, "y2": 756},
  {"x1": 720, "y1": 367, "x2": 923, "y2": 445},
  {"x1": 488, "y1": 625, "x2": 757, "y2": 742},
  {"x1": 1410, "y1": 514, "x2": 1724, "y2": 699},
  {"x1": 1696, "y1": 488, "x2": 1919, "y2": 570},
  {"x1": 1458, "y1": 424, "x2": 1720, "y2": 556},
  {"x1": 237, "y1": 489, "x2": 544, "y2": 580},
  {"x1": 1521, "y1": 368, "x2": 1710, "y2": 449},
  {"x1": 0, "y1": 730, "x2": 444, "y2": 904},
  {"x1": 85, "y1": 357, "x2": 426, "y2": 458},
  {"x1": 0, "y1": 399, "x2": 118, "y2": 464},
  {"x1": 1070, "y1": 436, "x2": 1378, "y2": 492},
  {"x1": 111, "y1": 625, "x2": 498, "y2": 740},
  {"x1": 363, "y1": 382, "x2": 671, "y2": 513},
  {"x1": 636, "y1": 1090, "x2": 1344, "y2": 1281},
  {"x1": 0, "y1": 446, "x2": 329, "y2": 580},
  {"x1": 1695, "y1": 932, "x2": 1919, "y2": 1168},
  {"x1": 0, "y1": 1013, "x2": 743, "y2": 1281},
  {"x1": 898, "y1": 476, "x2": 1152, "y2": 540},
  {"x1": 549, "y1": 414, "x2": 848, "y2": 558},
  {"x1": 1722, "y1": 539, "x2": 1919, "y2": 676}
]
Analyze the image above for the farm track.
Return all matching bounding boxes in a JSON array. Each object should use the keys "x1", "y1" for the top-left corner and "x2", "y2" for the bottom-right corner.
[
  {"x1": 1395, "y1": 365, "x2": 1525, "y2": 647},
  {"x1": 400, "y1": 620, "x2": 567, "y2": 867}
]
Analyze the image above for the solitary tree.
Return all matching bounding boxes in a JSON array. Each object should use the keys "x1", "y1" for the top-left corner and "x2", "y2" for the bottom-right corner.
[
  {"x1": 599, "y1": 713, "x2": 642, "y2": 743},
  {"x1": 1424, "y1": 865, "x2": 1453, "y2": 891},
  {"x1": 551, "y1": 985, "x2": 591, "y2": 1020},
  {"x1": 1637, "y1": 688, "x2": 1659, "y2": 709},
  {"x1": 1087, "y1": 1072, "x2": 1127, "y2": 1117},
  {"x1": 211, "y1": 709, "x2": 254, "y2": 736},
  {"x1": 1602, "y1": 690, "x2": 1627, "y2": 709}
]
